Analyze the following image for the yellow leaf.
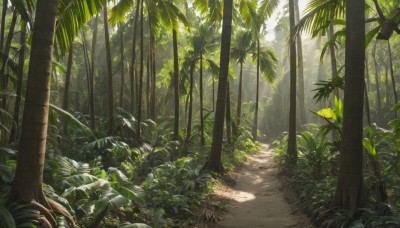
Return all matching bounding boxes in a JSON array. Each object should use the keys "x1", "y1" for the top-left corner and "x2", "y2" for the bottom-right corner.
[{"x1": 316, "y1": 108, "x2": 336, "y2": 119}]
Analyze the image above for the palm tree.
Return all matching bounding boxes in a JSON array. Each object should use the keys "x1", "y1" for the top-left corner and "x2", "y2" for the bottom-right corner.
[
  {"x1": 104, "y1": 3, "x2": 115, "y2": 134},
  {"x1": 287, "y1": 0, "x2": 297, "y2": 162},
  {"x1": 231, "y1": 30, "x2": 254, "y2": 128},
  {"x1": 204, "y1": 0, "x2": 233, "y2": 172},
  {"x1": 332, "y1": 0, "x2": 366, "y2": 209},
  {"x1": 12, "y1": 0, "x2": 75, "y2": 226}
]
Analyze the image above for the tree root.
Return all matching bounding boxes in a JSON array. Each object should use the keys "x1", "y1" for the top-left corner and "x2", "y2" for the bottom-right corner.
[{"x1": 47, "y1": 197, "x2": 76, "y2": 228}]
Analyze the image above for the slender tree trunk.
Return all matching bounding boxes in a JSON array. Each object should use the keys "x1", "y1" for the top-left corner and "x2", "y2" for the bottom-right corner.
[
  {"x1": 288, "y1": 0, "x2": 297, "y2": 163},
  {"x1": 0, "y1": 0, "x2": 7, "y2": 51},
  {"x1": 82, "y1": 30, "x2": 92, "y2": 116},
  {"x1": 9, "y1": 22, "x2": 26, "y2": 143},
  {"x1": 148, "y1": 14, "x2": 156, "y2": 120},
  {"x1": 253, "y1": 38, "x2": 260, "y2": 141},
  {"x1": 328, "y1": 11, "x2": 339, "y2": 141},
  {"x1": 186, "y1": 63, "x2": 195, "y2": 142},
  {"x1": 1, "y1": 10, "x2": 17, "y2": 110},
  {"x1": 137, "y1": 0, "x2": 144, "y2": 142},
  {"x1": 365, "y1": 56, "x2": 371, "y2": 92},
  {"x1": 120, "y1": 24, "x2": 125, "y2": 108},
  {"x1": 200, "y1": 52, "x2": 205, "y2": 145},
  {"x1": 204, "y1": 0, "x2": 233, "y2": 173},
  {"x1": 236, "y1": 62, "x2": 243, "y2": 128},
  {"x1": 226, "y1": 79, "x2": 232, "y2": 144},
  {"x1": 12, "y1": 1, "x2": 75, "y2": 226},
  {"x1": 295, "y1": 0, "x2": 307, "y2": 126},
  {"x1": 332, "y1": 0, "x2": 366, "y2": 209},
  {"x1": 173, "y1": 29, "x2": 180, "y2": 140},
  {"x1": 62, "y1": 43, "x2": 74, "y2": 133},
  {"x1": 387, "y1": 40, "x2": 397, "y2": 118},
  {"x1": 372, "y1": 43, "x2": 382, "y2": 120},
  {"x1": 384, "y1": 64, "x2": 390, "y2": 109},
  {"x1": 104, "y1": 4, "x2": 114, "y2": 134},
  {"x1": 130, "y1": 0, "x2": 140, "y2": 114},
  {"x1": 89, "y1": 15, "x2": 98, "y2": 130},
  {"x1": 146, "y1": 55, "x2": 150, "y2": 116}
]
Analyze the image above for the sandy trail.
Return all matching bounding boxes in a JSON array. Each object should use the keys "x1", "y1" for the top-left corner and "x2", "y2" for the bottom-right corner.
[{"x1": 216, "y1": 144, "x2": 301, "y2": 228}]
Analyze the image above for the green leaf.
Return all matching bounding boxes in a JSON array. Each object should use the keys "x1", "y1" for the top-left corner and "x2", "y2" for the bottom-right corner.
[
  {"x1": 0, "y1": 205, "x2": 16, "y2": 228},
  {"x1": 363, "y1": 138, "x2": 376, "y2": 157}
]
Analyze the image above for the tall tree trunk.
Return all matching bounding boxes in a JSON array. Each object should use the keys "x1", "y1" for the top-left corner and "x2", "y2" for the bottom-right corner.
[
  {"x1": 295, "y1": 0, "x2": 307, "y2": 126},
  {"x1": 137, "y1": 0, "x2": 144, "y2": 142},
  {"x1": 236, "y1": 62, "x2": 243, "y2": 128},
  {"x1": 148, "y1": 14, "x2": 156, "y2": 120},
  {"x1": 387, "y1": 40, "x2": 397, "y2": 118},
  {"x1": 328, "y1": 11, "x2": 339, "y2": 141},
  {"x1": 200, "y1": 52, "x2": 205, "y2": 145},
  {"x1": 130, "y1": 0, "x2": 140, "y2": 114},
  {"x1": 204, "y1": 0, "x2": 233, "y2": 173},
  {"x1": 104, "y1": 4, "x2": 114, "y2": 134},
  {"x1": 226, "y1": 79, "x2": 232, "y2": 144},
  {"x1": 252, "y1": 38, "x2": 260, "y2": 141},
  {"x1": 185, "y1": 63, "x2": 194, "y2": 142},
  {"x1": 0, "y1": 0, "x2": 7, "y2": 51},
  {"x1": 9, "y1": 22, "x2": 26, "y2": 143},
  {"x1": 62, "y1": 43, "x2": 74, "y2": 133},
  {"x1": 372, "y1": 43, "x2": 382, "y2": 120},
  {"x1": 332, "y1": 0, "x2": 366, "y2": 209},
  {"x1": 89, "y1": 15, "x2": 98, "y2": 130},
  {"x1": 12, "y1": 1, "x2": 74, "y2": 226},
  {"x1": 119, "y1": 24, "x2": 125, "y2": 108},
  {"x1": 146, "y1": 55, "x2": 150, "y2": 116},
  {"x1": 82, "y1": 30, "x2": 92, "y2": 116},
  {"x1": 384, "y1": 63, "x2": 390, "y2": 109},
  {"x1": 287, "y1": 0, "x2": 297, "y2": 163},
  {"x1": 212, "y1": 73, "x2": 215, "y2": 111},
  {"x1": 1, "y1": 9, "x2": 17, "y2": 110},
  {"x1": 173, "y1": 29, "x2": 180, "y2": 140}
]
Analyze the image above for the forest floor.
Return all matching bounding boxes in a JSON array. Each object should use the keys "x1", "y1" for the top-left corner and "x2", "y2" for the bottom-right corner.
[{"x1": 209, "y1": 144, "x2": 313, "y2": 228}]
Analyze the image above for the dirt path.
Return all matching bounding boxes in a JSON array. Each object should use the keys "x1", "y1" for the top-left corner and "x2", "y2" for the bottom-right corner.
[{"x1": 215, "y1": 144, "x2": 305, "y2": 228}]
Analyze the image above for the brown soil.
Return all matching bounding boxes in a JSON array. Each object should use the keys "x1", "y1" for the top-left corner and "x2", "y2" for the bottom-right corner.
[{"x1": 211, "y1": 144, "x2": 313, "y2": 228}]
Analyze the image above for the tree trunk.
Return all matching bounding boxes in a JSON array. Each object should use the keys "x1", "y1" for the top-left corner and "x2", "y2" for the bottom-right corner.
[
  {"x1": 203, "y1": 0, "x2": 233, "y2": 173},
  {"x1": 185, "y1": 63, "x2": 195, "y2": 142},
  {"x1": 226, "y1": 79, "x2": 232, "y2": 144},
  {"x1": 295, "y1": 0, "x2": 307, "y2": 126},
  {"x1": 119, "y1": 24, "x2": 125, "y2": 108},
  {"x1": 137, "y1": 0, "x2": 144, "y2": 142},
  {"x1": 0, "y1": 0, "x2": 7, "y2": 51},
  {"x1": 200, "y1": 52, "x2": 205, "y2": 145},
  {"x1": 89, "y1": 15, "x2": 98, "y2": 130},
  {"x1": 372, "y1": 43, "x2": 382, "y2": 120},
  {"x1": 384, "y1": 63, "x2": 391, "y2": 109},
  {"x1": 1, "y1": 9, "x2": 17, "y2": 110},
  {"x1": 252, "y1": 38, "x2": 260, "y2": 141},
  {"x1": 104, "y1": 4, "x2": 114, "y2": 134},
  {"x1": 287, "y1": 0, "x2": 297, "y2": 163},
  {"x1": 12, "y1": 1, "x2": 74, "y2": 226},
  {"x1": 173, "y1": 29, "x2": 179, "y2": 140},
  {"x1": 328, "y1": 11, "x2": 339, "y2": 141},
  {"x1": 9, "y1": 22, "x2": 26, "y2": 143},
  {"x1": 387, "y1": 40, "x2": 397, "y2": 118},
  {"x1": 130, "y1": 0, "x2": 140, "y2": 114},
  {"x1": 82, "y1": 30, "x2": 92, "y2": 116},
  {"x1": 236, "y1": 62, "x2": 243, "y2": 128},
  {"x1": 62, "y1": 43, "x2": 74, "y2": 133},
  {"x1": 332, "y1": 0, "x2": 366, "y2": 209}
]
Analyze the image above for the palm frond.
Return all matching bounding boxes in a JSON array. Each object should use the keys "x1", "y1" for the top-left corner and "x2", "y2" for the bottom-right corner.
[{"x1": 109, "y1": 0, "x2": 135, "y2": 26}]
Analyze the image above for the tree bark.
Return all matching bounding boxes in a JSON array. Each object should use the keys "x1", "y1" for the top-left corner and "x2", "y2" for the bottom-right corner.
[
  {"x1": 12, "y1": 1, "x2": 74, "y2": 226},
  {"x1": 372, "y1": 43, "x2": 382, "y2": 120},
  {"x1": 332, "y1": 0, "x2": 366, "y2": 209},
  {"x1": 119, "y1": 24, "x2": 125, "y2": 108},
  {"x1": 252, "y1": 38, "x2": 260, "y2": 141},
  {"x1": 130, "y1": 0, "x2": 140, "y2": 114},
  {"x1": 0, "y1": 0, "x2": 7, "y2": 51},
  {"x1": 204, "y1": 0, "x2": 233, "y2": 173},
  {"x1": 185, "y1": 63, "x2": 195, "y2": 142},
  {"x1": 62, "y1": 43, "x2": 74, "y2": 133},
  {"x1": 137, "y1": 0, "x2": 144, "y2": 142},
  {"x1": 173, "y1": 29, "x2": 180, "y2": 140},
  {"x1": 9, "y1": 22, "x2": 26, "y2": 143},
  {"x1": 387, "y1": 40, "x2": 397, "y2": 118},
  {"x1": 200, "y1": 52, "x2": 205, "y2": 145},
  {"x1": 236, "y1": 62, "x2": 243, "y2": 128},
  {"x1": 104, "y1": 4, "x2": 114, "y2": 134},
  {"x1": 89, "y1": 15, "x2": 98, "y2": 130},
  {"x1": 328, "y1": 11, "x2": 339, "y2": 141},
  {"x1": 226, "y1": 79, "x2": 232, "y2": 144},
  {"x1": 287, "y1": 0, "x2": 297, "y2": 163}
]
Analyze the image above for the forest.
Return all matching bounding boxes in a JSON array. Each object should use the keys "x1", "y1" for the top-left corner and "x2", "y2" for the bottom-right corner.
[{"x1": 1, "y1": 0, "x2": 400, "y2": 227}]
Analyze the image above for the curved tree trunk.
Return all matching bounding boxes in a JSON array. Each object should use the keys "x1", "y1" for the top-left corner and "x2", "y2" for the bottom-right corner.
[
  {"x1": 9, "y1": 22, "x2": 26, "y2": 143},
  {"x1": 173, "y1": 29, "x2": 180, "y2": 140},
  {"x1": 12, "y1": 1, "x2": 74, "y2": 226},
  {"x1": 204, "y1": 0, "x2": 233, "y2": 173},
  {"x1": 332, "y1": 0, "x2": 366, "y2": 209},
  {"x1": 104, "y1": 4, "x2": 114, "y2": 134},
  {"x1": 287, "y1": 0, "x2": 297, "y2": 163}
]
